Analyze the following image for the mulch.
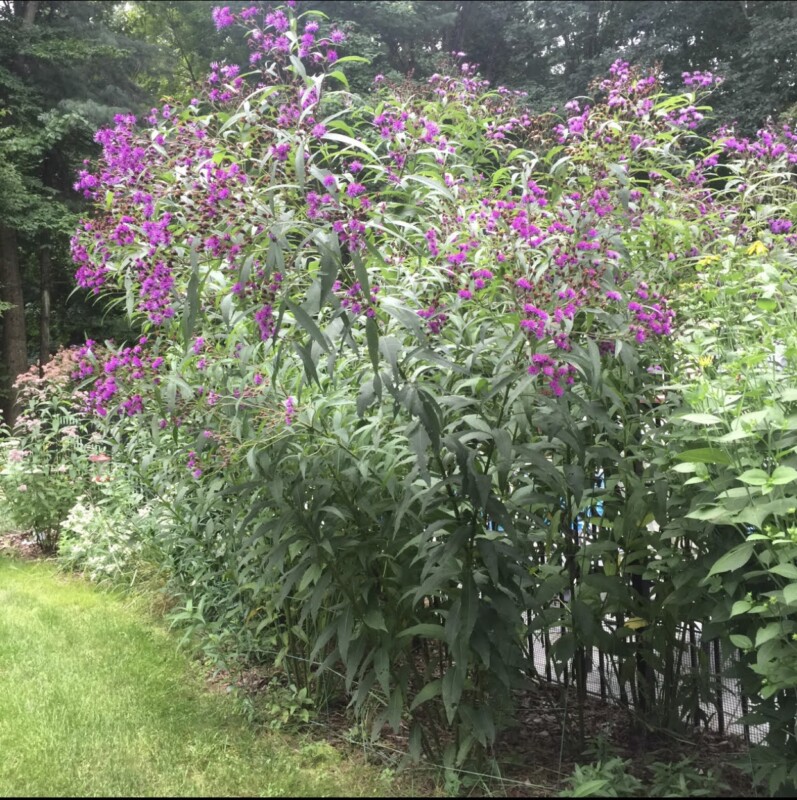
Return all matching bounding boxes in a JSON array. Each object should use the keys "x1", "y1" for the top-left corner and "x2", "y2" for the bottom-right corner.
[
  {"x1": 0, "y1": 531, "x2": 47, "y2": 560},
  {"x1": 209, "y1": 663, "x2": 756, "y2": 797}
]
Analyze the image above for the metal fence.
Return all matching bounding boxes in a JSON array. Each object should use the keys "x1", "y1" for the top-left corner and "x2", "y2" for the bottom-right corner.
[{"x1": 528, "y1": 612, "x2": 766, "y2": 744}]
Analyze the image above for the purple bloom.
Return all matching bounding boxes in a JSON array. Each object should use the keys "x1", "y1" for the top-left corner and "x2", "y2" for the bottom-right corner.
[
  {"x1": 284, "y1": 396, "x2": 296, "y2": 425},
  {"x1": 770, "y1": 219, "x2": 793, "y2": 235},
  {"x1": 212, "y1": 6, "x2": 235, "y2": 30},
  {"x1": 270, "y1": 143, "x2": 291, "y2": 162}
]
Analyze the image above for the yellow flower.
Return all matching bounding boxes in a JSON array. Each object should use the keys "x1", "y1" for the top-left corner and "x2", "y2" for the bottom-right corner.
[
  {"x1": 696, "y1": 254, "x2": 720, "y2": 267},
  {"x1": 625, "y1": 617, "x2": 648, "y2": 631},
  {"x1": 698, "y1": 355, "x2": 713, "y2": 368},
  {"x1": 746, "y1": 240, "x2": 768, "y2": 257}
]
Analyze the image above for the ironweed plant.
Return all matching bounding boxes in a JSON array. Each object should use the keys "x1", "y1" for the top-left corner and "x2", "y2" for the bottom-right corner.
[{"x1": 58, "y1": 1, "x2": 797, "y2": 786}]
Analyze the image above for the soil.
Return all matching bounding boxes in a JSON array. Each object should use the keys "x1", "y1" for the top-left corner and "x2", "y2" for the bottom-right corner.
[
  {"x1": 0, "y1": 531, "x2": 47, "y2": 560},
  {"x1": 209, "y1": 663, "x2": 756, "y2": 797}
]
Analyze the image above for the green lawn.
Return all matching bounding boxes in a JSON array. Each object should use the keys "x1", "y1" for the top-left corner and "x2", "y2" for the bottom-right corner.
[{"x1": 0, "y1": 557, "x2": 396, "y2": 797}]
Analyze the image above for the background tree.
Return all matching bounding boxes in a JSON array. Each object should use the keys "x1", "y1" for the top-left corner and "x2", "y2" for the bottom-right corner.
[
  {"x1": 306, "y1": 1, "x2": 797, "y2": 128},
  {"x1": 0, "y1": 0, "x2": 149, "y2": 422}
]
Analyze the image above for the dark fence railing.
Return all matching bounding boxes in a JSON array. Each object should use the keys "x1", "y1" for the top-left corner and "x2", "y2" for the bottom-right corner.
[{"x1": 527, "y1": 610, "x2": 765, "y2": 744}]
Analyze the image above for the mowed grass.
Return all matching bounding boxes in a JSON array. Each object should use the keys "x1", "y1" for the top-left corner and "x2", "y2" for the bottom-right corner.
[{"x1": 0, "y1": 557, "x2": 395, "y2": 797}]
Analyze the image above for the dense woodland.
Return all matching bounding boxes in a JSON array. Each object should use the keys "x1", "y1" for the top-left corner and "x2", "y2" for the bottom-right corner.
[{"x1": 1, "y1": 0, "x2": 796, "y2": 422}]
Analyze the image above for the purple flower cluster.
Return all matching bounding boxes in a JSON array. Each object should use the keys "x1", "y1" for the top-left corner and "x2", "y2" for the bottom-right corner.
[
  {"x1": 417, "y1": 303, "x2": 448, "y2": 335},
  {"x1": 238, "y1": 4, "x2": 346, "y2": 70},
  {"x1": 664, "y1": 105, "x2": 704, "y2": 130},
  {"x1": 528, "y1": 354, "x2": 577, "y2": 397},
  {"x1": 211, "y1": 6, "x2": 234, "y2": 31},
  {"x1": 682, "y1": 71, "x2": 721, "y2": 88},
  {"x1": 627, "y1": 285, "x2": 675, "y2": 343},
  {"x1": 284, "y1": 396, "x2": 296, "y2": 426},
  {"x1": 715, "y1": 126, "x2": 797, "y2": 164},
  {"x1": 74, "y1": 337, "x2": 165, "y2": 418},
  {"x1": 770, "y1": 219, "x2": 793, "y2": 235},
  {"x1": 333, "y1": 280, "x2": 380, "y2": 317},
  {"x1": 186, "y1": 450, "x2": 202, "y2": 479}
]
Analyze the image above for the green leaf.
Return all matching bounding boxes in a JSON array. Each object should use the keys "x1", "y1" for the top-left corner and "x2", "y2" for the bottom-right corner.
[
  {"x1": 730, "y1": 634, "x2": 753, "y2": 650},
  {"x1": 731, "y1": 600, "x2": 753, "y2": 617},
  {"x1": 783, "y1": 583, "x2": 797, "y2": 606},
  {"x1": 337, "y1": 606, "x2": 354, "y2": 663},
  {"x1": 403, "y1": 174, "x2": 455, "y2": 201},
  {"x1": 771, "y1": 466, "x2": 797, "y2": 485},
  {"x1": 717, "y1": 429, "x2": 754, "y2": 443},
  {"x1": 738, "y1": 469, "x2": 770, "y2": 486},
  {"x1": 286, "y1": 300, "x2": 330, "y2": 353},
  {"x1": 365, "y1": 316, "x2": 380, "y2": 374},
  {"x1": 674, "y1": 448, "x2": 731, "y2": 465},
  {"x1": 409, "y1": 679, "x2": 442, "y2": 711},
  {"x1": 327, "y1": 69, "x2": 348, "y2": 88},
  {"x1": 441, "y1": 665, "x2": 465, "y2": 724},
  {"x1": 406, "y1": 418, "x2": 431, "y2": 482},
  {"x1": 687, "y1": 506, "x2": 726, "y2": 521},
  {"x1": 181, "y1": 247, "x2": 200, "y2": 347},
  {"x1": 329, "y1": 55, "x2": 370, "y2": 66},
  {"x1": 351, "y1": 250, "x2": 371, "y2": 298},
  {"x1": 320, "y1": 131, "x2": 380, "y2": 161},
  {"x1": 363, "y1": 608, "x2": 387, "y2": 632},
  {"x1": 567, "y1": 779, "x2": 611, "y2": 797},
  {"x1": 755, "y1": 621, "x2": 782, "y2": 647},
  {"x1": 769, "y1": 563, "x2": 797, "y2": 580},
  {"x1": 293, "y1": 340, "x2": 320, "y2": 387},
  {"x1": 408, "y1": 724, "x2": 422, "y2": 762},
  {"x1": 681, "y1": 413, "x2": 723, "y2": 425},
  {"x1": 707, "y1": 542, "x2": 755, "y2": 576},
  {"x1": 294, "y1": 143, "x2": 305, "y2": 188},
  {"x1": 397, "y1": 624, "x2": 445, "y2": 639},
  {"x1": 777, "y1": 388, "x2": 797, "y2": 403}
]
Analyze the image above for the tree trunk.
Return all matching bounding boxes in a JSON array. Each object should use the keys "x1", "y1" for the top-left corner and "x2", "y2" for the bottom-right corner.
[
  {"x1": 17, "y1": 0, "x2": 40, "y2": 26},
  {"x1": 447, "y1": 1, "x2": 472, "y2": 55},
  {"x1": 39, "y1": 245, "x2": 51, "y2": 376},
  {"x1": 0, "y1": 225, "x2": 28, "y2": 428}
]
